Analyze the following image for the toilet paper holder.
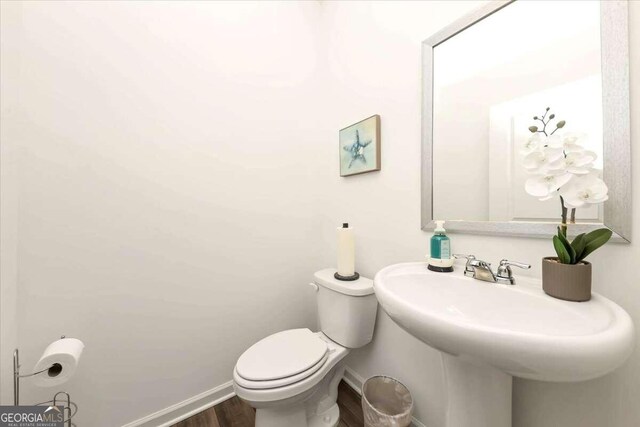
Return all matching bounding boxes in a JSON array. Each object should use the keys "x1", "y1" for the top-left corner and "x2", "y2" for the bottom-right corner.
[{"x1": 13, "y1": 336, "x2": 77, "y2": 427}]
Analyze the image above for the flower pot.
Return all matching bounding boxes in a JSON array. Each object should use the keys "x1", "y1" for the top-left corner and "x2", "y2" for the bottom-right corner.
[{"x1": 542, "y1": 257, "x2": 592, "y2": 302}]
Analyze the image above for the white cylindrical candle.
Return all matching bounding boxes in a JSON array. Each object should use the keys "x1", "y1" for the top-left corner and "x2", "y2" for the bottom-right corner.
[{"x1": 337, "y1": 223, "x2": 355, "y2": 276}]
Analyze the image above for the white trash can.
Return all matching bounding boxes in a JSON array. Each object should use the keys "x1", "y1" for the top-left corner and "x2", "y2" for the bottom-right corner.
[{"x1": 361, "y1": 376, "x2": 413, "y2": 427}]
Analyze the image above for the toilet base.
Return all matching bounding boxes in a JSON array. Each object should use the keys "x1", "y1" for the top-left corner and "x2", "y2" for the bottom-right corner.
[
  {"x1": 308, "y1": 403, "x2": 340, "y2": 427},
  {"x1": 255, "y1": 405, "x2": 307, "y2": 427},
  {"x1": 255, "y1": 402, "x2": 339, "y2": 427},
  {"x1": 250, "y1": 363, "x2": 346, "y2": 427}
]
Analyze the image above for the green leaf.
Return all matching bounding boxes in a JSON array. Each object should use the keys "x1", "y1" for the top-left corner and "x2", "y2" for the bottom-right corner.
[
  {"x1": 571, "y1": 233, "x2": 586, "y2": 261},
  {"x1": 579, "y1": 228, "x2": 613, "y2": 261},
  {"x1": 553, "y1": 235, "x2": 571, "y2": 264},
  {"x1": 557, "y1": 227, "x2": 576, "y2": 264}
]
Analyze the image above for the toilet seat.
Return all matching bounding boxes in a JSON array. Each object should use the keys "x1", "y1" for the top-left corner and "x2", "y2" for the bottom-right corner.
[
  {"x1": 234, "y1": 352, "x2": 329, "y2": 390},
  {"x1": 234, "y1": 330, "x2": 350, "y2": 404},
  {"x1": 235, "y1": 329, "x2": 329, "y2": 389}
]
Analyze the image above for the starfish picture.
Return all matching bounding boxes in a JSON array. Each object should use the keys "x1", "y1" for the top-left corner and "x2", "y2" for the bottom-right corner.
[
  {"x1": 339, "y1": 114, "x2": 380, "y2": 177},
  {"x1": 343, "y1": 130, "x2": 372, "y2": 168}
]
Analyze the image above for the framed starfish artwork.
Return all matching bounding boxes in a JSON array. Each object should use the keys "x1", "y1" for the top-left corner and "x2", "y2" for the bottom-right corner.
[{"x1": 339, "y1": 115, "x2": 381, "y2": 177}]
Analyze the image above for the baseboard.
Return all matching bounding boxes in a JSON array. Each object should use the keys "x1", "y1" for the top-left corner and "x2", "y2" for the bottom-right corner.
[
  {"x1": 121, "y1": 381, "x2": 235, "y2": 427},
  {"x1": 342, "y1": 366, "x2": 366, "y2": 395},
  {"x1": 122, "y1": 368, "x2": 426, "y2": 427},
  {"x1": 343, "y1": 366, "x2": 427, "y2": 427}
]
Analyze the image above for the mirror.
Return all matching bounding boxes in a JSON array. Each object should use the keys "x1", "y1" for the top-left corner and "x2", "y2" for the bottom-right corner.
[{"x1": 422, "y1": 0, "x2": 631, "y2": 241}]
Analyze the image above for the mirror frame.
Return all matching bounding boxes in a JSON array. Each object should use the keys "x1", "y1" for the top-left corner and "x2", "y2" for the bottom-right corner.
[{"x1": 421, "y1": 0, "x2": 631, "y2": 242}]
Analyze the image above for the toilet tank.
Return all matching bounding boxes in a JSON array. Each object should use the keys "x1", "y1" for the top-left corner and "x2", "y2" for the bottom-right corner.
[{"x1": 313, "y1": 269, "x2": 378, "y2": 348}]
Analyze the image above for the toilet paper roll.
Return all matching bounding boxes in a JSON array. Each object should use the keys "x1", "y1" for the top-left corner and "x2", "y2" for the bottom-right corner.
[
  {"x1": 32, "y1": 338, "x2": 84, "y2": 387},
  {"x1": 337, "y1": 224, "x2": 355, "y2": 277}
]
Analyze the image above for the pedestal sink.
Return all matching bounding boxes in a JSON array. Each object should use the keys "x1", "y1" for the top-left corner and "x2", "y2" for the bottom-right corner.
[{"x1": 374, "y1": 263, "x2": 634, "y2": 427}]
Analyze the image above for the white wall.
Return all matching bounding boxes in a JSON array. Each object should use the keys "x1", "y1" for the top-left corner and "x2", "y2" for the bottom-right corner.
[
  {"x1": 1, "y1": 2, "x2": 324, "y2": 425},
  {"x1": 319, "y1": 2, "x2": 640, "y2": 427},
  {"x1": 0, "y1": 0, "x2": 21, "y2": 405}
]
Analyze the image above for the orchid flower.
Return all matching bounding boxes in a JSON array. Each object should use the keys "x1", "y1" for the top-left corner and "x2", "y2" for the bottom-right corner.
[
  {"x1": 521, "y1": 133, "x2": 543, "y2": 155},
  {"x1": 546, "y1": 132, "x2": 586, "y2": 153},
  {"x1": 548, "y1": 150, "x2": 597, "y2": 175},
  {"x1": 559, "y1": 172, "x2": 609, "y2": 208},
  {"x1": 523, "y1": 147, "x2": 564, "y2": 173},
  {"x1": 525, "y1": 171, "x2": 573, "y2": 200}
]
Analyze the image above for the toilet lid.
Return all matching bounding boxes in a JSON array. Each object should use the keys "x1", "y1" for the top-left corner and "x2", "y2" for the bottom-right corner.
[{"x1": 236, "y1": 329, "x2": 328, "y2": 382}]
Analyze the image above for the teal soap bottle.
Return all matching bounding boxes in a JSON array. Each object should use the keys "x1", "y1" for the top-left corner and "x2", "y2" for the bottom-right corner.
[
  {"x1": 428, "y1": 220, "x2": 453, "y2": 272},
  {"x1": 431, "y1": 220, "x2": 450, "y2": 259}
]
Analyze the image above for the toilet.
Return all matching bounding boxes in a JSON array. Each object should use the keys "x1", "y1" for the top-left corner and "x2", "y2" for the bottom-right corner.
[{"x1": 233, "y1": 268, "x2": 378, "y2": 427}]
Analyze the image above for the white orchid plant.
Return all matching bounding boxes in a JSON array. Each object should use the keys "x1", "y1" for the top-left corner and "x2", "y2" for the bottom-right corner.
[{"x1": 523, "y1": 108, "x2": 612, "y2": 265}]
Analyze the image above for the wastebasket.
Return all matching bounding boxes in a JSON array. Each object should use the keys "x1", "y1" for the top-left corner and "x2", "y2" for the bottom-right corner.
[{"x1": 361, "y1": 376, "x2": 413, "y2": 427}]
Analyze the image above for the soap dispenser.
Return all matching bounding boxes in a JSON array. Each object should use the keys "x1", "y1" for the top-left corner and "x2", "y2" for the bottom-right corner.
[{"x1": 428, "y1": 220, "x2": 454, "y2": 272}]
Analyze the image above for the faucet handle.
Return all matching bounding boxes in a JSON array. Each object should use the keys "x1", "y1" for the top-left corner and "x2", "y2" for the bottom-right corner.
[
  {"x1": 496, "y1": 259, "x2": 531, "y2": 285},
  {"x1": 499, "y1": 259, "x2": 531, "y2": 269},
  {"x1": 453, "y1": 254, "x2": 476, "y2": 276}
]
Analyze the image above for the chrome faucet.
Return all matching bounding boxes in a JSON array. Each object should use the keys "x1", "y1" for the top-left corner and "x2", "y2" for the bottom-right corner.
[{"x1": 453, "y1": 255, "x2": 530, "y2": 285}]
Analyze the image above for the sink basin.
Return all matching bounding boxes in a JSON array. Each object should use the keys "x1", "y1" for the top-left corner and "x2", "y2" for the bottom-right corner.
[
  {"x1": 374, "y1": 262, "x2": 634, "y2": 382},
  {"x1": 374, "y1": 263, "x2": 634, "y2": 427}
]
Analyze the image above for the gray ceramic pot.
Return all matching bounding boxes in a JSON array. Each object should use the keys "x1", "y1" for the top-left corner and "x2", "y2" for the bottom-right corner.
[{"x1": 542, "y1": 257, "x2": 592, "y2": 302}]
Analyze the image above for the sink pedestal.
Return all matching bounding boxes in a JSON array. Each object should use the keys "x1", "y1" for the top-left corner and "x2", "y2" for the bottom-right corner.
[{"x1": 442, "y1": 354, "x2": 512, "y2": 427}]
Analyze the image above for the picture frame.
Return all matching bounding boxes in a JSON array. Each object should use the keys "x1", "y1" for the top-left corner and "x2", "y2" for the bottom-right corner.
[{"x1": 339, "y1": 115, "x2": 381, "y2": 177}]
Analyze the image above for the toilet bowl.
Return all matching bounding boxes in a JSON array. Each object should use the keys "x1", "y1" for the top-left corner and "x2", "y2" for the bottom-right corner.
[
  {"x1": 233, "y1": 329, "x2": 349, "y2": 427},
  {"x1": 233, "y1": 269, "x2": 378, "y2": 427}
]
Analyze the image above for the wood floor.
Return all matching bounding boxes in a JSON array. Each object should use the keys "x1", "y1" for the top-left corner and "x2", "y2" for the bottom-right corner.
[{"x1": 172, "y1": 380, "x2": 364, "y2": 427}]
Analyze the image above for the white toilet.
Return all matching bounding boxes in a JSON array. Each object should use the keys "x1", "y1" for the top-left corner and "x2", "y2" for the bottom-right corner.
[{"x1": 233, "y1": 268, "x2": 378, "y2": 427}]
